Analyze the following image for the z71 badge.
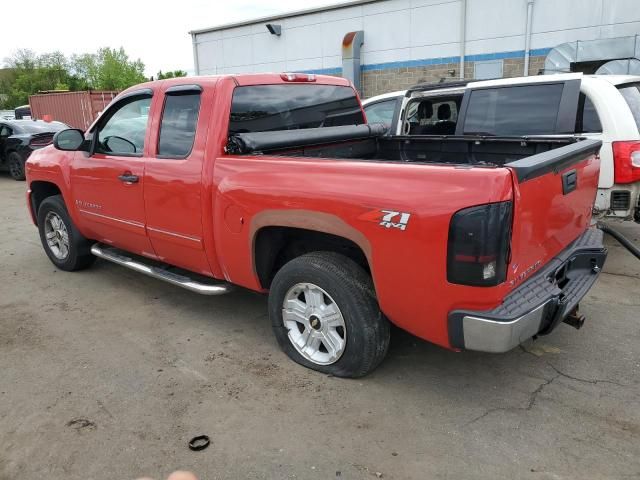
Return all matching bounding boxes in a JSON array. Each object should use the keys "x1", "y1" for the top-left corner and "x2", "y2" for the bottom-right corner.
[{"x1": 359, "y1": 209, "x2": 412, "y2": 231}]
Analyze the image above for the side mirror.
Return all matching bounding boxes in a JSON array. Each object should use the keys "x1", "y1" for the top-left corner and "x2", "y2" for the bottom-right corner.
[{"x1": 53, "y1": 129, "x2": 87, "y2": 151}]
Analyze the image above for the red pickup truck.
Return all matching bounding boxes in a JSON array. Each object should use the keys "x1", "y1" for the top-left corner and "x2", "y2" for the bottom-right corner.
[{"x1": 26, "y1": 73, "x2": 607, "y2": 377}]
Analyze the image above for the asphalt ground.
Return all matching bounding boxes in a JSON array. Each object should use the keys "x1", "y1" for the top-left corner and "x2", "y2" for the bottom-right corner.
[{"x1": 1, "y1": 174, "x2": 639, "y2": 480}]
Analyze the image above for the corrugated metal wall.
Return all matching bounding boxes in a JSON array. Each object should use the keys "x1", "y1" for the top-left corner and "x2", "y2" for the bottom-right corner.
[
  {"x1": 29, "y1": 91, "x2": 118, "y2": 130},
  {"x1": 192, "y1": 0, "x2": 640, "y2": 76}
]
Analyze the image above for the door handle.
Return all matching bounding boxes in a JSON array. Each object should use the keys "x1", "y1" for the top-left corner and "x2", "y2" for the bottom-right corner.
[{"x1": 118, "y1": 173, "x2": 139, "y2": 184}]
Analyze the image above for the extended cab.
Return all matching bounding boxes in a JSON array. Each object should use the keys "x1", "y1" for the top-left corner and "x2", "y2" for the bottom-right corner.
[
  {"x1": 363, "y1": 74, "x2": 640, "y2": 222},
  {"x1": 26, "y1": 73, "x2": 607, "y2": 377}
]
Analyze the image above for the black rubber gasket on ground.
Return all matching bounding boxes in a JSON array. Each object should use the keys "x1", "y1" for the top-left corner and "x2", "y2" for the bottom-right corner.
[{"x1": 188, "y1": 435, "x2": 210, "y2": 451}]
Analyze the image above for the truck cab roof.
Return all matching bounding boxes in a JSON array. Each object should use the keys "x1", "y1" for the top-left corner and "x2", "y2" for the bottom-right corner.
[{"x1": 119, "y1": 73, "x2": 352, "y2": 96}]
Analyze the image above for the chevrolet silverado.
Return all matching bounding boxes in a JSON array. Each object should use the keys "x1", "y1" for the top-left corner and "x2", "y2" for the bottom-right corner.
[{"x1": 26, "y1": 73, "x2": 607, "y2": 377}]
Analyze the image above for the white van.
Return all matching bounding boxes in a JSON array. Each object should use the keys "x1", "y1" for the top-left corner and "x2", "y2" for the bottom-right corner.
[{"x1": 363, "y1": 74, "x2": 640, "y2": 222}]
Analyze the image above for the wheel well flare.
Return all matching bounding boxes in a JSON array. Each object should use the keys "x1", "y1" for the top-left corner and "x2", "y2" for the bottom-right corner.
[{"x1": 254, "y1": 226, "x2": 370, "y2": 289}]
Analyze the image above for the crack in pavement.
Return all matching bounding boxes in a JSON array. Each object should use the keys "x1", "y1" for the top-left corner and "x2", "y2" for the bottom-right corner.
[
  {"x1": 519, "y1": 345, "x2": 630, "y2": 387},
  {"x1": 599, "y1": 271, "x2": 640, "y2": 280},
  {"x1": 465, "y1": 374, "x2": 560, "y2": 426},
  {"x1": 464, "y1": 345, "x2": 634, "y2": 427}
]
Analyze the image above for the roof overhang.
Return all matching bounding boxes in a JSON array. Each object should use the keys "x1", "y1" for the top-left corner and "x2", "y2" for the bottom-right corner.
[{"x1": 189, "y1": 0, "x2": 382, "y2": 35}]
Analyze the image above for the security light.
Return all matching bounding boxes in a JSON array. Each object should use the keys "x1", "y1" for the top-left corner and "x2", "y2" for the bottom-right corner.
[{"x1": 266, "y1": 24, "x2": 282, "y2": 36}]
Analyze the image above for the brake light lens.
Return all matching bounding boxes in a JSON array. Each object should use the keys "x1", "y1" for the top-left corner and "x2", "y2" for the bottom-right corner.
[
  {"x1": 447, "y1": 201, "x2": 512, "y2": 287},
  {"x1": 613, "y1": 141, "x2": 640, "y2": 184},
  {"x1": 280, "y1": 73, "x2": 316, "y2": 82}
]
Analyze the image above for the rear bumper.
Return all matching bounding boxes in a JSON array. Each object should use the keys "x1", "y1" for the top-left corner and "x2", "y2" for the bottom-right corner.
[{"x1": 448, "y1": 228, "x2": 607, "y2": 353}]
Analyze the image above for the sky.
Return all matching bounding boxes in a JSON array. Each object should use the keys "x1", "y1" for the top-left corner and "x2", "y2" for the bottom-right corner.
[{"x1": 2, "y1": 0, "x2": 350, "y2": 77}]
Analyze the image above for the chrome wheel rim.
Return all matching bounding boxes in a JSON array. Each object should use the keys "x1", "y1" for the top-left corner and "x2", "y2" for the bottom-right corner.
[
  {"x1": 282, "y1": 282, "x2": 347, "y2": 365},
  {"x1": 44, "y1": 212, "x2": 70, "y2": 260}
]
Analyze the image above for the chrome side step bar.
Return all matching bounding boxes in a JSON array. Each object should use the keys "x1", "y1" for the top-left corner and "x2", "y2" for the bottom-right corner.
[{"x1": 91, "y1": 243, "x2": 233, "y2": 295}]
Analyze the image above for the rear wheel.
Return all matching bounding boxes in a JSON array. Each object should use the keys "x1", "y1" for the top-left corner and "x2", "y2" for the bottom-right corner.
[
  {"x1": 268, "y1": 252, "x2": 390, "y2": 378},
  {"x1": 37, "y1": 195, "x2": 96, "y2": 271},
  {"x1": 8, "y1": 152, "x2": 25, "y2": 181}
]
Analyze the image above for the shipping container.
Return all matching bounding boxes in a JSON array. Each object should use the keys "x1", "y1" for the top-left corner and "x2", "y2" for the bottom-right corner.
[{"x1": 29, "y1": 91, "x2": 119, "y2": 130}]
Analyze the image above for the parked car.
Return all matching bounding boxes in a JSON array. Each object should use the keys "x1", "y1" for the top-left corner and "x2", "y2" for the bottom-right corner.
[
  {"x1": 14, "y1": 105, "x2": 31, "y2": 119},
  {"x1": 26, "y1": 73, "x2": 606, "y2": 377},
  {"x1": 0, "y1": 119, "x2": 68, "y2": 180},
  {"x1": 0, "y1": 110, "x2": 15, "y2": 120},
  {"x1": 363, "y1": 74, "x2": 640, "y2": 222}
]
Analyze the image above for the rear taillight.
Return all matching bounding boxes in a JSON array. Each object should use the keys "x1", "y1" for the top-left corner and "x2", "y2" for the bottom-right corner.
[
  {"x1": 613, "y1": 141, "x2": 640, "y2": 184},
  {"x1": 447, "y1": 201, "x2": 512, "y2": 287},
  {"x1": 29, "y1": 136, "x2": 53, "y2": 147}
]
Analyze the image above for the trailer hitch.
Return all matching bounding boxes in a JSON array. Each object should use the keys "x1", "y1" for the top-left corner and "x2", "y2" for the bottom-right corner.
[{"x1": 563, "y1": 306, "x2": 585, "y2": 330}]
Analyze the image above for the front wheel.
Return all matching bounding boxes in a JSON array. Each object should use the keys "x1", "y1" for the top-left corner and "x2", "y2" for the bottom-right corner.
[
  {"x1": 37, "y1": 195, "x2": 96, "y2": 271},
  {"x1": 268, "y1": 252, "x2": 390, "y2": 378},
  {"x1": 8, "y1": 152, "x2": 25, "y2": 181}
]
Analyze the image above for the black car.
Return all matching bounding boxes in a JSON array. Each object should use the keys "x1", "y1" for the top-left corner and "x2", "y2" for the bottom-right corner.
[{"x1": 0, "y1": 120, "x2": 68, "y2": 180}]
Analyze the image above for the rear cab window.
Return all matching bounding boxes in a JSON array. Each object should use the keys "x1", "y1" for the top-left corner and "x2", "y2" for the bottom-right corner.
[
  {"x1": 228, "y1": 84, "x2": 364, "y2": 134},
  {"x1": 617, "y1": 82, "x2": 640, "y2": 134}
]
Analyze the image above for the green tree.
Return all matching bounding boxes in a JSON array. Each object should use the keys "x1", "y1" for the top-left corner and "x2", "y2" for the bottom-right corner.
[
  {"x1": 157, "y1": 70, "x2": 188, "y2": 80},
  {"x1": 72, "y1": 47, "x2": 146, "y2": 90},
  {"x1": 0, "y1": 49, "x2": 80, "y2": 107},
  {"x1": 0, "y1": 47, "x2": 147, "y2": 108}
]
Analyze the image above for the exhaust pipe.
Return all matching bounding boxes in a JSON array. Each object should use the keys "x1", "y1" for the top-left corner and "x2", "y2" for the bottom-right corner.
[{"x1": 563, "y1": 306, "x2": 585, "y2": 330}]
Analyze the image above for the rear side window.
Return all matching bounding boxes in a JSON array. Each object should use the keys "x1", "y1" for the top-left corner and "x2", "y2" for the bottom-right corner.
[
  {"x1": 618, "y1": 82, "x2": 640, "y2": 132},
  {"x1": 158, "y1": 91, "x2": 201, "y2": 158},
  {"x1": 575, "y1": 93, "x2": 602, "y2": 133},
  {"x1": 463, "y1": 84, "x2": 564, "y2": 136},
  {"x1": 364, "y1": 99, "x2": 397, "y2": 127},
  {"x1": 229, "y1": 85, "x2": 364, "y2": 134}
]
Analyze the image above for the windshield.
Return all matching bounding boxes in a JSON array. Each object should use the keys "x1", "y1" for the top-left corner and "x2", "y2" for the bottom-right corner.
[
  {"x1": 618, "y1": 82, "x2": 640, "y2": 133},
  {"x1": 229, "y1": 84, "x2": 364, "y2": 134},
  {"x1": 14, "y1": 121, "x2": 67, "y2": 134}
]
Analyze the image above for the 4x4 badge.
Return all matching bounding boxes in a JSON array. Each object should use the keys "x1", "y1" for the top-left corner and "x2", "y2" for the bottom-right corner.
[{"x1": 359, "y1": 209, "x2": 412, "y2": 231}]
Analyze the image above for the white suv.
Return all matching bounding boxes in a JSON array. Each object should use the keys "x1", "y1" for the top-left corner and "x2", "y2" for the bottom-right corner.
[{"x1": 363, "y1": 74, "x2": 640, "y2": 222}]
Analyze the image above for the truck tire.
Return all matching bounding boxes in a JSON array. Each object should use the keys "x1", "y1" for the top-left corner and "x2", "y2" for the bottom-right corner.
[
  {"x1": 8, "y1": 152, "x2": 25, "y2": 181},
  {"x1": 37, "y1": 195, "x2": 96, "y2": 271},
  {"x1": 269, "y1": 252, "x2": 390, "y2": 378}
]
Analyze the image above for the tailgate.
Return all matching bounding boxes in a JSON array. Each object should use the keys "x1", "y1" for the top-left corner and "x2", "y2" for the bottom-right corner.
[{"x1": 505, "y1": 139, "x2": 602, "y2": 289}]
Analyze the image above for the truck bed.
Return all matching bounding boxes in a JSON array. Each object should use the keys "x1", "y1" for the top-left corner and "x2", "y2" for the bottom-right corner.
[{"x1": 228, "y1": 124, "x2": 600, "y2": 182}]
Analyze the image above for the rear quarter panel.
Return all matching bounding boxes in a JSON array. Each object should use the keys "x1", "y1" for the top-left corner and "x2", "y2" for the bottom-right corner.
[{"x1": 212, "y1": 156, "x2": 514, "y2": 349}]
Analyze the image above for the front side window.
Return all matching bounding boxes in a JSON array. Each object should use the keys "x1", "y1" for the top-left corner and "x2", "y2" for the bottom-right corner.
[
  {"x1": 158, "y1": 92, "x2": 201, "y2": 158},
  {"x1": 229, "y1": 84, "x2": 364, "y2": 134},
  {"x1": 96, "y1": 96, "x2": 151, "y2": 156},
  {"x1": 364, "y1": 99, "x2": 397, "y2": 127},
  {"x1": 463, "y1": 84, "x2": 564, "y2": 136}
]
